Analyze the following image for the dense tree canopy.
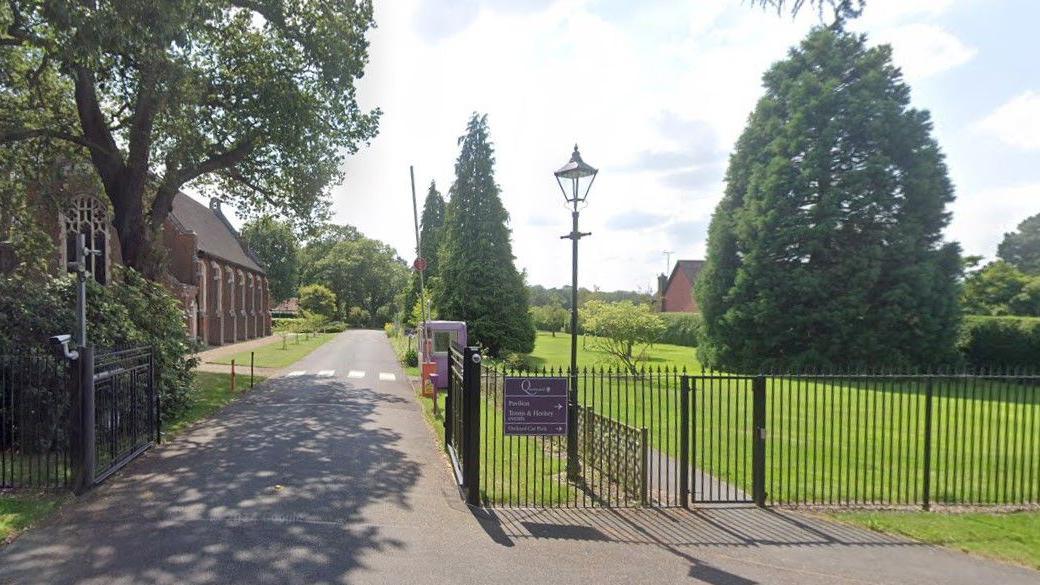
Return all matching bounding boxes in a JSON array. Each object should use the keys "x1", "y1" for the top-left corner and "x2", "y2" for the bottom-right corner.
[
  {"x1": 962, "y1": 261, "x2": 1040, "y2": 317},
  {"x1": 434, "y1": 114, "x2": 534, "y2": 356},
  {"x1": 300, "y1": 225, "x2": 407, "y2": 327},
  {"x1": 1, "y1": 0, "x2": 379, "y2": 274},
  {"x1": 696, "y1": 27, "x2": 962, "y2": 371},
  {"x1": 298, "y1": 283, "x2": 337, "y2": 319},
  {"x1": 240, "y1": 216, "x2": 299, "y2": 303},
  {"x1": 997, "y1": 213, "x2": 1040, "y2": 275}
]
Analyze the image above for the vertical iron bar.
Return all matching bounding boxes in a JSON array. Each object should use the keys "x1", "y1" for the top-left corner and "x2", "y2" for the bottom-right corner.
[
  {"x1": 753, "y1": 376, "x2": 766, "y2": 507},
  {"x1": 680, "y1": 376, "x2": 690, "y2": 508},
  {"x1": 923, "y1": 378, "x2": 934, "y2": 511}
]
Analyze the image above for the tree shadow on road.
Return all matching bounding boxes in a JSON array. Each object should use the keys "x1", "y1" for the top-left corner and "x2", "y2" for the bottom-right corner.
[{"x1": 0, "y1": 375, "x2": 421, "y2": 585}]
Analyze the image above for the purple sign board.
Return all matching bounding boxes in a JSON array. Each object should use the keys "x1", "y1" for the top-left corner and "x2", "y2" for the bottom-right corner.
[{"x1": 504, "y1": 377, "x2": 568, "y2": 436}]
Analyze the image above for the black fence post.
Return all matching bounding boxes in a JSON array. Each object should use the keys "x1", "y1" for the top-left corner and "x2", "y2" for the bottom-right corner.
[
  {"x1": 752, "y1": 376, "x2": 767, "y2": 507},
  {"x1": 150, "y1": 348, "x2": 160, "y2": 445},
  {"x1": 923, "y1": 378, "x2": 934, "y2": 511},
  {"x1": 463, "y1": 346, "x2": 481, "y2": 507},
  {"x1": 71, "y1": 346, "x2": 95, "y2": 494},
  {"x1": 680, "y1": 375, "x2": 691, "y2": 509},
  {"x1": 444, "y1": 346, "x2": 454, "y2": 449}
]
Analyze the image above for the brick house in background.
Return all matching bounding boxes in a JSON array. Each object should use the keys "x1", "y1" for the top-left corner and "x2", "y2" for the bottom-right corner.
[
  {"x1": 1, "y1": 188, "x2": 271, "y2": 346},
  {"x1": 657, "y1": 260, "x2": 705, "y2": 313}
]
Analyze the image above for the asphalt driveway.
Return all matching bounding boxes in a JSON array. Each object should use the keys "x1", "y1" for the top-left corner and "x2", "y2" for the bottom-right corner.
[{"x1": 1, "y1": 330, "x2": 1036, "y2": 584}]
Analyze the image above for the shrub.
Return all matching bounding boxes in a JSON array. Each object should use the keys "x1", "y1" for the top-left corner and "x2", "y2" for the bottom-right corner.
[
  {"x1": 958, "y1": 315, "x2": 1040, "y2": 370},
  {"x1": 272, "y1": 317, "x2": 303, "y2": 331},
  {"x1": 298, "y1": 284, "x2": 338, "y2": 318},
  {"x1": 659, "y1": 313, "x2": 702, "y2": 347},
  {"x1": 0, "y1": 268, "x2": 197, "y2": 417},
  {"x1": 404, "y1": 348, "x2": 418, "y2": 367},
  {"x1": 502, "y1": 351, "x2": 528, "y2": 371},
  {"x1": 347, "y1": 306, "x2": 371, "y2": 328}
]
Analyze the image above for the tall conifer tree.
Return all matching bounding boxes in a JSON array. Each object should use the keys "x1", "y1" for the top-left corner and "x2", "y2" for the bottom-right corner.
[
  {"x1": 696, "y1": 27, "x2": 962, "y2": 371},
  {"x1": 434, "y1": 114, "x2": 535, "y2": 355},
  {"x1": 405, "y1": 181, "x2": 446, "y2": 316}
]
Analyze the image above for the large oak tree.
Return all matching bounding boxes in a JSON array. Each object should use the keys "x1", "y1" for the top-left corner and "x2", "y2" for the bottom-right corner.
[{"x1": 1, "y1": 1, "x2": 379, "y2": 274}]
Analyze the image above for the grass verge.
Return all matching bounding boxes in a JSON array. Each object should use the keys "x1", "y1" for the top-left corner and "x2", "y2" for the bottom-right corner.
[
  {"x1": 0, "y1": 492, "x2": 69, "y2": 545},
  {"x1": 208, "y1": 332, "x2": 334, "y2": 369},
  {"x1": 163, "y1": 371, "x2": 267, "y2": 438},
  {"x1": 387, "y1": 333, "x2": 420, "y2": 377},
  {"x1": 525, "y1": 331, "x2": 701, "y2": 371},
  {"x1": 829, "y1": 510, "x2": 1040, "y2": 570}
]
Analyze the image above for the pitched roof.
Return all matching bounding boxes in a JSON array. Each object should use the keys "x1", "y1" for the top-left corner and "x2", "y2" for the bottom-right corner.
[
  {"x1": 169, "y1": 193, "x2": 263, "y2": 273},
  {"x1": 272, "y1": 297, "x2": 299, "y2": 314},
  {"x1": 666, "y1": 260, "x2": 705, "y2": 291}
]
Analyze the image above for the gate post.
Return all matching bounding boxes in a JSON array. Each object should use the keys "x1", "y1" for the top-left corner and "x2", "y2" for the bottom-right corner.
[
  {"x1": 462, "y1": 346, "x2": 482, "y2": 507},
  {"x1": 922, "y1": 378, "x2": 934, "y2": 511},
  {"x1": 752, "y1": 376, "x2": 767, "y2": 507},
  {"x1": 679, "y1": 376, "x2": 690, "y2": 509},
  {"x1": 70, "y1": 346, "x2": 95, "y2": 494}
]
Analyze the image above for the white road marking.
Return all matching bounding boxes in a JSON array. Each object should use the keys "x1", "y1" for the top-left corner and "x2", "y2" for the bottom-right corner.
[
  {"x1": 379, "y1": 372, "x2": 396, "y2": 382},
  {"x1": 317, "y1": 370, "x2": 335, "y2": 377},
  {"x1": 347, "y1": 370, "x2": 365, "y2": 379},
  {"x1": 286, "y1": 370, "x2": 306, "y2": 378}
]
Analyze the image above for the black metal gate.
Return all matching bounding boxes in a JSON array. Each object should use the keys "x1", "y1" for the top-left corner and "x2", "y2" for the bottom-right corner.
[
  {"x1": 92, "y1": 347, "x2": 158, "y2": 484},
  {"x1": 445, "y1": 341, "x2": 481, "y2": 505},
  {"x1": 687, "y1": 375, "x2": 761, "y2": 505}
]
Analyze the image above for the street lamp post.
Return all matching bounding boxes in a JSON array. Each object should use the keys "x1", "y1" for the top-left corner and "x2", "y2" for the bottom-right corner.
[{"x1": 555, "y1": 144, "x2": 597, "y2": 481}]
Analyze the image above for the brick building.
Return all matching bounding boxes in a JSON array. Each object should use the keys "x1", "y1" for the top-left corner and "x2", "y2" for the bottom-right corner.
[
  {"x1": 657, "y1": 260, "x2": 704, "y2": 313},
  {"x1": 2, "y1": 189, "x2": 271, "y2": 346}
]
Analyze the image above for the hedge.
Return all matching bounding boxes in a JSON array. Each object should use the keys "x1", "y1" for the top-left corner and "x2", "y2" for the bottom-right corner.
[
  {"x1": 658, "y1": 312, "x2": 702, "y2": 348},
  {"x1": 958, "y1": 315, "x2": 1040, "y2": 369}
]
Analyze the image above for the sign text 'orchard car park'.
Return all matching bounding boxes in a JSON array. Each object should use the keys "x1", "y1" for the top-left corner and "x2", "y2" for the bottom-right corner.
[{"x1": 503, "y1": 377, "x2": 568, "y2": 436}]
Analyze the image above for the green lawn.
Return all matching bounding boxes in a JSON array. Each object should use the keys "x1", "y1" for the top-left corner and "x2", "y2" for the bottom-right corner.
[
  {"x1": 208, "y1": 332, "x2": 335, "y2": 369},
  {"x1": 525, "y1": 331, "x2": 701, "y2": 371},
  {"x1": 0, "y1": 493, "x2": 68, "y2": 544},
  {"x1": 478, "y1": 332, "x2": 1040, "y2": 508},
  {"x1": 163, "y1": 371, "x2": 267, "y2": 437},
  {"x1": 829, "y1": 510, "x2": 1040, "y2": 570}
]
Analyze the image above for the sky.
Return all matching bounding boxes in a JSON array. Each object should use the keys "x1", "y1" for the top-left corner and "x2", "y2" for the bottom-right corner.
[{"x1": 310, "y1": 0, "x2": 1038, "y2": 292}]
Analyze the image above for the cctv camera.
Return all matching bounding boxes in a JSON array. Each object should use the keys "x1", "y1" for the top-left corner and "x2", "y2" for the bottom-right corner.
[{"x1": 49, "y1": 334, "x2": 79, "y2": 360}]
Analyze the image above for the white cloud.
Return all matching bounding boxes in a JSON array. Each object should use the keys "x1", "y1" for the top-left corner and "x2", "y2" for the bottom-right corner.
[
  {"x1": 869, "y1": 23, "x2": 976, "y2": 80},
  {"x1": 948, "y1": 183, "x2": 1040, "y2": 257},
  {"x1": 976, "y1": 91, "x2": 1040, "y2": 150}
]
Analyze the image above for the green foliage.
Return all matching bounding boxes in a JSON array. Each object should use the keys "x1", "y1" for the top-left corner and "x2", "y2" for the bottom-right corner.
[
  {"x1": 659, "y1": 313, "x2": 703, "y2": 348},
  {"x1": 527, "y1": 284, "x2": 652, "y2": 309},
  {"x1": 0, "y1": 268, "x2": 197, "y2": 416},
  {"x1": 1, "y1": 1, "x2": 379, "y2": 271},
  {"x1": 298, "y1": 284, "x2": 338, "y2": 318},
  {"x1": 404, "y1": 348, "x2": 419, "y2": 367},
  {"x1": 958, "y1": 316, "x2": 1040, "y2": 369},
  {"x1": 404, "y1": 181, "x2": 447, "y2": 316},
  {"x1": 346, "y1": 306, "x2": 371, "y2": 328},
  {"x1": 579, "y1": 300, "x2": 664, "y2": 373},
  {"x1": 300, "y1": 225, "x2": 408, "y2": 327},
  {"x1": 962, "y1": 261, "x2": 1040, "y2": 317},
  {"x1": 530, "y1": 304, "x2": 568, "y2": 336},
  {"x1": 997, "y1": 212, "x2": 1040, "y2": 275},
  {"x1": 240, "y1": 216, "x2": 300, "y2": 303},
  {"x1": 696, "y1": 27, "x2": 962, "y2": 372},
  {"x1": 433, "y1": 114, "x2": 535, "y2": 356}
]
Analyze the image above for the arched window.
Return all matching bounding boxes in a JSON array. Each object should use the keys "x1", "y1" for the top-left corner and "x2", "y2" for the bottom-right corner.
[{"x1": 62, "y1": 195, "x2": 109, "y2": 284}]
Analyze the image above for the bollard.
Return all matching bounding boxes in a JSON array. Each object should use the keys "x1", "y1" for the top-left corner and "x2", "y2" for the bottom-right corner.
[
  {"x1": 250, "y1": 351, "x2": 255, "y2": 388},
  {"x1": 231, "y1": 359, "x2": 236, "y2": 393}
]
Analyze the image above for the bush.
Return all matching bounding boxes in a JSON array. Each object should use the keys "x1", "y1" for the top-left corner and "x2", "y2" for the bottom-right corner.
[
  {"x1": 298, "y1": 284, "x2": 338, "y2": 318},
  {"x1": 658, "y1": 313, "x2": 702, "y2": 347},
  {"x1": 502, "y1": 351, "x2": 528, "y2": 371},
  {"x1": 958, "y1": 315, "x2": 1040, "y2": 369},
  {"x1": 320, "y1": 321, "x2": 348, "y2": 333},
  {"x1": 272, "y1": 317, "x2": 303, "y2": 331},
  {"x1": 347, "y1": 306, "x2": 371, "y2": 328},
  {"x1": 404, "y1": 348, "x2": 418, "y2": 367},
  {"x1": 0, "y1": 268, "x2": 197, "y2": 417}
]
